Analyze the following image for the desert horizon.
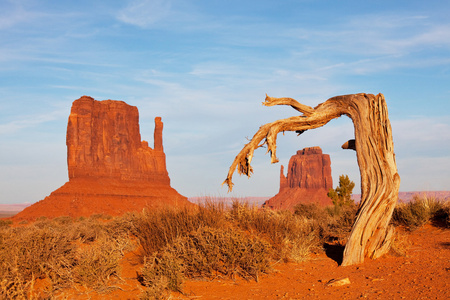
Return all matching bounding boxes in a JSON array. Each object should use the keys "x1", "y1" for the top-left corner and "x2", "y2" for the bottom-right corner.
[{"x1": 0, "y1": 191, "x2": 450, "y2": 218}]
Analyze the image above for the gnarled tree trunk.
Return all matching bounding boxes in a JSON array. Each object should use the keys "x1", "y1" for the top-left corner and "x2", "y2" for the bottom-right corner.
[{"x1": 224, "y1": 93, "x2": 400, "y2": 266}]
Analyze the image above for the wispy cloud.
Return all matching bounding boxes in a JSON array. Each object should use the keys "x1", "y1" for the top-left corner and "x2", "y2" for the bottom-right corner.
[
  {"x1": 0, "y1": 1, "x2": 35, "y2": 29},
  {"x1": 0, "y1": 110, "x2": 66, "y2": 135},
  {"x1": 117, "y1": 0, "x2": 172, "y2": 28}
]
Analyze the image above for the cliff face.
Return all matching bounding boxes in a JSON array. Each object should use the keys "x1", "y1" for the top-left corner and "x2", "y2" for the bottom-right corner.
[
  {"x1": 66, "y1": 96, "x2": 168, "y2": 183},
  {"x1": 281, "y1": 147, "x2": 333, "y2": 191},
  {"x1": 15, "y1": 96, "x2": 190, "y2": 220},
  {"x1": 264, "y1": 147, "x2": 333, "y2": 210}
]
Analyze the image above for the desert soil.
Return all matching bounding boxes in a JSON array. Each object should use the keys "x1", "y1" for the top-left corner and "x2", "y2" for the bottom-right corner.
[{"x1": 53, "y1": 224, "x2": 449, "y2": 300}]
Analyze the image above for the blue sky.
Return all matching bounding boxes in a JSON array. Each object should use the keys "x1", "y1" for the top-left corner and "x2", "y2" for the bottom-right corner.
[{"x1": 1, "y1": 0, "x2": 449, "y2": 204}]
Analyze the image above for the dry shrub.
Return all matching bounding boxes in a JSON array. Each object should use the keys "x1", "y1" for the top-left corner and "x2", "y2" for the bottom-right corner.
[
  {"x1": 392, "y1": 195, "x2": 448, "y2": 230},
  {"x1": 134, "y1": 204, "x2": 226, "y2": 256},
  {"x1": 324, "y1": 204, "x2": 357, "y2": 242},
  {"x1": 294, "y1": 202, "x2": 357, "y2": 245},
  {"x1": 168, "y1": 227, "x2": 272, "y2": 281},
  {"x1": 52, "y1": 216, "x2": 74, "y2": 226},
  {"x1": 140, "y1": 251, "x2": 184, "y2": 299},
  {"x1": 0, "y1": 219, "x2": 13, "y2": 229},
  {"x1": 294, "y1": 203, "x2": 324, "y2": 220},
  {"x1": 139, "y1": 226, "x2": 272, "y2": 298},
  {"x1": 73, "y1": 235, "x2": 129, "y2": 291},
  {"x1": 390, "y1": 229, "x2": 411, "y2": 257},
  {"x1": 67, "y1": 218, "x2": 108, "y2": 242},
  {"x1": 0, "y1": 213, "x2": 136, "y2": 298},
  {"x1": 431, "y1": 200, "x2": 450, "y2": 228},
  {"x1": 229, "y1": 201, "x2": 319, "y2": 262},
  {"x1": 281, "y1": 233, "x2": 318, "y2": 263},
  {"x1": 0, "y1": 225, "x2": 76, "y2": 298}
]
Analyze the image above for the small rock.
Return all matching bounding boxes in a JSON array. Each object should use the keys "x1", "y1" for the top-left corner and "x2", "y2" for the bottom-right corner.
[{"x1": 326, "y1": 277, "x2": 351, "y2": 287}]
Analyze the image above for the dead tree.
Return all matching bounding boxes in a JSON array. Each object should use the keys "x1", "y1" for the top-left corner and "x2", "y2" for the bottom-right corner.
[{"x1": 224, "y1": 93, "x2": 400, "y2": 266}]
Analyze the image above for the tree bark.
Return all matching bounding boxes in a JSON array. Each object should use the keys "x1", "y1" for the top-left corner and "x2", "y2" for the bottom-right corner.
[{"x1": 224, "y1": 93, "x2": 400, "y2": 266}]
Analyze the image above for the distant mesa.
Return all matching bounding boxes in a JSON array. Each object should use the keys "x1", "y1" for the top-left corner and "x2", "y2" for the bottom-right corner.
[
  {"x1": 263, "y1": 146, "x2": 333, "y2": 211},
  {"x1": 14, "y1": 96, "x2": 191, "y2": 220}
]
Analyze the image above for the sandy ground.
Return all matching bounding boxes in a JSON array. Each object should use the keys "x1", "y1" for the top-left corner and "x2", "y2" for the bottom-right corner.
[{"x1": 49, "y1": 224, "x2": 449, "y2": 300}]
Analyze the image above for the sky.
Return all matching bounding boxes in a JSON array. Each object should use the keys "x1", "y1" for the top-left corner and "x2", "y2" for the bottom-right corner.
[{"x1": 1, "y1": 0, "x2": 449, "y2": 204}]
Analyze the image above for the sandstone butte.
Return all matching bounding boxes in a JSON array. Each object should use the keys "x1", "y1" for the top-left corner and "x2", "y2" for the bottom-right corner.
[
  {"x1": 14, "y1": 96, "x2": 191, "y2": 220},
  {"x1": 263, "y1": 146, "x2": 333, "y2": 210}
]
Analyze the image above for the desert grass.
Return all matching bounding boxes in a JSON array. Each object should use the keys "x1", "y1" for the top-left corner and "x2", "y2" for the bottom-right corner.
[{"x1": 133, "y1": 202, "x2": 227, "y2": 257}]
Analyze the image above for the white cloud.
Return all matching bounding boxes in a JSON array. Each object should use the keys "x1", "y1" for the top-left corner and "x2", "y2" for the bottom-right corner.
[{"x1": 117, "y1": 0, "x2": 172, "y2": 28}]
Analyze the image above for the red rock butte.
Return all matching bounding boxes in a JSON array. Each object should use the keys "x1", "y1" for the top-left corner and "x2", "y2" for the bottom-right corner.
[
  {"x1": 14, "y1": 96, "x2": 191, "y2": 220},
  {"x1": 263, "y1": 146, "x2": 333, "y2": 210}
]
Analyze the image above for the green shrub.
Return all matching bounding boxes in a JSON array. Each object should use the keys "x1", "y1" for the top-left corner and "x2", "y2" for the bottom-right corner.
[{"x1": 327, "y1": 174, "x2": 355, "y2": 207}]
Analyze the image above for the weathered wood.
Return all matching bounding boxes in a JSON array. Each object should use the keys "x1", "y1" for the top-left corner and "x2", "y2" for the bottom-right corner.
[{"x1": 224, "y1": 93, "x2": 400, "y2": 266}]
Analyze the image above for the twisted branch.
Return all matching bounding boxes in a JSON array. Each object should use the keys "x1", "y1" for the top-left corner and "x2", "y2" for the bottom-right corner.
[{"x1": 223, "y1": 95, "x2": 343, "y2": 191}]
